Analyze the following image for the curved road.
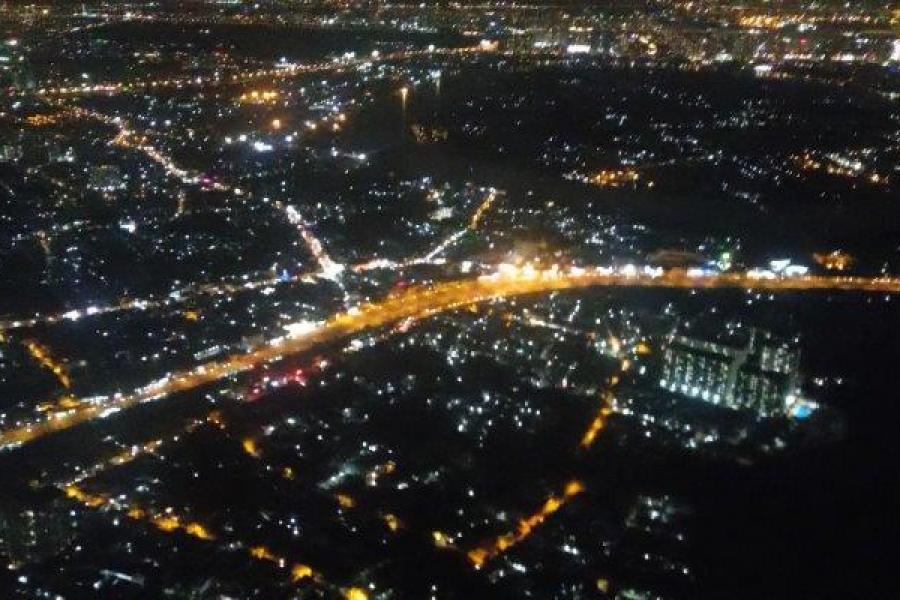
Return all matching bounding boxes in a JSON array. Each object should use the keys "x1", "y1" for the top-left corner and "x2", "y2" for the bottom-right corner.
[{"x1": 2, "y1": 266, "x2": 898, "y2": 450}]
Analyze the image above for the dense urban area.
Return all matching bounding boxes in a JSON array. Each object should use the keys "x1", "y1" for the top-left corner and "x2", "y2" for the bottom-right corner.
[{"x1": 1, "y1": 1, "x2": 898, "y2": 598}]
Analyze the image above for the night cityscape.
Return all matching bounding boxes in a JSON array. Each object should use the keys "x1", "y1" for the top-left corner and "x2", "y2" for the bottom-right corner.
[{"x1": 0, "y1": 0, "x2": 898, "y2": 598}]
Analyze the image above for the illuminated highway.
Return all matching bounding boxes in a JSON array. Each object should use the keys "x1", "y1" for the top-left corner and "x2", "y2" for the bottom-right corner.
[{"x1": 2, "y1": 264, "x2": 899, "y2": 450}]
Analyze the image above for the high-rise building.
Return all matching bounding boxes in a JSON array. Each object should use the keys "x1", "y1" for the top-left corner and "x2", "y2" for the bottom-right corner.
[{"x1": 658, "y1": 324, "x2": 800, "y2": 417}]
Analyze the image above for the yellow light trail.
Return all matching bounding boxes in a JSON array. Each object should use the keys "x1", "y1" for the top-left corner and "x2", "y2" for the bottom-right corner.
[
  {"x1": 64, "y1": 483, "x2": 322, "y2": 581},
  {"x1": 501, "y1": 309, "x2": 621, "y2": 449},
  {"x1": 22, "y1": 339, "x2": 71, "y2": 389},
  {"x1": 57, "y1": 419, "x2": 325, "y2": 585},
  {"x1": 469, "y1": 189, "x2": 500, "y2": 230},
  {"x1": 466, "y1": 479, "x2": 585, "y2": 569},
  {"x1": 580, "y1": 357, "x2": 630, "y2": 449},
  {"x1": 248, "y1": 545, "x2": 320, "y2": 583},
  {"x1": 2, "y1": 266, "x2": 899, "y2": 451},
  {"x1": 579, "y1": 389, "x2": 614, "y2": 449},
  {"x1": 63, "y1": 485, "x2": 215, "y2": 541},
  {"x1": 46, "y1": 407, "x2": 332, "y2": 589}
]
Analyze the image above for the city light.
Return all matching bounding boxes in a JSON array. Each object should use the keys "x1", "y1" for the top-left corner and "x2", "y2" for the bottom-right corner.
[{"x1": 1, "y1": 4, "x2": 896, "y2": 595}]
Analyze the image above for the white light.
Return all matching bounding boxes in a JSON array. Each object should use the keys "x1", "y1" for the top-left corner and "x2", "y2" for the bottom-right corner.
[
  {"x1": 566, "y1": 44, "x2": 591, "y2": 54},
  {"x1": 769, "y1": 259, "x2": 791, "y2": 272},
  {"x1": 784, "y1": 265, "x2": 809, "y2": 277}
]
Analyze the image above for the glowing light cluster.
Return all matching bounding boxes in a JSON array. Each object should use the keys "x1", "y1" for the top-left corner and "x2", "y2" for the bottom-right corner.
[{"x1": 466, "y1": 480, "x2": 586, "y2": 569}]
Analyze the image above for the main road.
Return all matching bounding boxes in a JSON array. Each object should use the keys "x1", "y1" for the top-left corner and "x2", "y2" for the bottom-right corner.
[{"x1": 2, "y1": 264, "x2": 898, "y2": 450}]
